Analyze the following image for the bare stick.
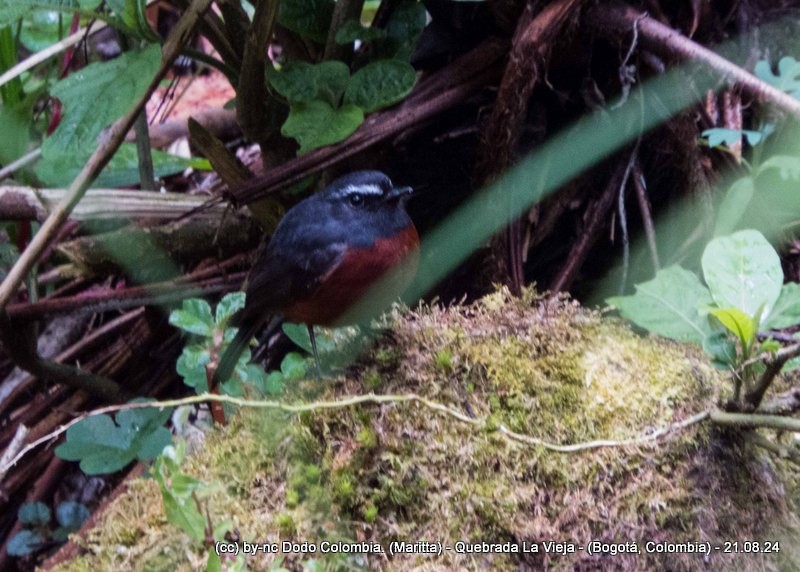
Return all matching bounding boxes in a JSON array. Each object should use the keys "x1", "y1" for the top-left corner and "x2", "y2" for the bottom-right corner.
[{"x1": 588, "y1": 2, "x2": 800, "y2": 119}]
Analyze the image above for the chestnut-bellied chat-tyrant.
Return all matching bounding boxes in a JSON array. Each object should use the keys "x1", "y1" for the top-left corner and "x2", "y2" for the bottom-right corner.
[{"x1": 213, "y1": 170, "x2": 419, "y2": 384}]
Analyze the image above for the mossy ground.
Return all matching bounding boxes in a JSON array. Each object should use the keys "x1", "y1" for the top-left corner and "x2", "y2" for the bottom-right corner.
[{"x1": 52, "y1": 289, "x2": 800, "y2": 571}]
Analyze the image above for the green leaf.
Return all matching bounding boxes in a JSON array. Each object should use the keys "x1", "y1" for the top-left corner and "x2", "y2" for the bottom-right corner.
[
  {"x1": 207, "y1": 548, "x2": 222, "y2": 572},
  {"x1": 0, "y1": 0, "x2": 98, "y2": 29},
  {"x1": 18, "y1": 501, "x2": 51, "y2": 525},
  {"x1": 344, "y1": 59, "x2": 417, "y2": 113},
  {"x1": 264, "y1": 371, "x2": 284, "y2": 395},
  {"x1": 335, "y1": 19, "x2": 387, "y2": 44},
  {"x1": 701, "y1": 230, "x2": 783, "y2": 320},
  {"x1": 384, "y1": 0, "x2": 426, "y2": 60},
  {"x1": 36, "y1": 143, "x2": 200, "y2": 188},
  {"x1": 280, "y1": 352, "x2": 307, "y2": 380},
  {"x1": 19, "y1": 10, "x2": 63, "y2": 52},
  {"x1": 607, "y1": 265, "x2": 713, "y2": 345},
  {"x1": 152, "y1": 443, "x2": 218, "y2": 543},
  {"x1": 714, "y1": 177, "x2": 753, "y2": 236},
  {"x1": 702, "y1": 127, "x2": 767, "y2": 148},
  {"x1": 754, "y1": 56, "x2": 800, "y2": 98},
  {"x1": 215, "y1": 292, "x2": 245, "y2": 326},
  {"x1": 105, "y1": 0, "x2": 158, "y2": 41},
  {"x1": 6, "y1": 530, "x2": 44, "y2": 557},
  {"x1": 43, "y1": 45, "x2": 160, "y2": 154},
  {"x1": 282, "y1": 322, "x2": 312, "y2": 352},
  {"x1": 0, "y1": 104, "x2": 31, "y2": 165},
  {"x1": 176, "y1": 344, "x2": 210, "y2": 391},
  {"x1": 54, "y1": 402, "x2": 172, "y2": 474},
  {"x1": 277, "y1": 0, "x2": 335, "y2": 43},
  {"x1": 708, "y1": 307, "x2": 757, "y2": 347},
  {"x1": 269, "y1": 61, "x2": 350, "y2": 106},
  {"x1": 55, "y1": 501, "x2": 90, "y2": 531},
  {"x1": 764, "y1": 282, "x2": 800, "y2": 329},
  {"x1": 282, "y1": 101, "x2": 363, "y2": 154},
  {"x1": 170, "y1": 299, "x2": 215, "y2": 336},
  {"x1": 759, "y1": 155, "x2": 800, "y2": 180},
  {"x1": 703, "y1": 331, "x2": 738, "y2": 369}
]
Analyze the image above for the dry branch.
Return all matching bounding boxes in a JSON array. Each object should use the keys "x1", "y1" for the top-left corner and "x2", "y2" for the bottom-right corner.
[{"x1": 588, "y1": 2, "x2": 800, "y2": 119}]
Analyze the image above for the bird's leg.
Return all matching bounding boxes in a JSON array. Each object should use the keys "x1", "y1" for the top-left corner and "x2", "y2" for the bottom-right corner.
[{"x1": 307, "y1": 324, "x2": 322, "y2": 376}]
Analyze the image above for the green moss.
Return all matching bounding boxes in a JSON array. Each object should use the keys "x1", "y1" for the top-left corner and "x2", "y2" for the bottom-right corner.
[{"x1": 53, "y1": 288, "x2": 800, "y2": 572}]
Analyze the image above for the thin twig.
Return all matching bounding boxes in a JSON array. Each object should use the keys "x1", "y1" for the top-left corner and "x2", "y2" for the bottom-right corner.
[
  {"x1": 0, "y1": 393, "x2": 711, "y2": 478},
  {"x1": 745, "y1": 342, "x2": 800, "y2": 409},
  {"x1": 711, "y1": 409, "x2": 800, "y2": 432},
  {"x1": 588, "y1": 2, "x2": 800, "y2": 119}
]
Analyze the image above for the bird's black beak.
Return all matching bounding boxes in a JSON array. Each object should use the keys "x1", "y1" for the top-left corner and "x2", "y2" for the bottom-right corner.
[{"x1": 384, "y1": 185, "x2": 413, "y2": 203}]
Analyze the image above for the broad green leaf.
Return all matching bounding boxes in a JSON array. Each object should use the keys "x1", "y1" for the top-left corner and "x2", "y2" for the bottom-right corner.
[
  {"x1": 282, "y1": 322, "x2": 312, "y2": 352},
  {"x1": 36, "y1": 142, "x2": 203, "y2": 188},
  {"x1": 607, "y1": 265, "x2": 713, "y2": 344},
  {"x1": 55, "y1": 501, "x2": 90, "y2": 531},
  {"x1": 759, "y1": 155, "x2": 800, "y2": 180},
  {"x1": 280, "y1": 352, "x2": 307, "y2": 380},
  {"x1": 702, "y1": 127, "x2": 766, "y2": 148},
  {"x1": 344, "y1": 59, "x2": 416, "y2": 113},
  {"x1": 55, "y1": 402, "x2": 172, "y2": 474},
  {"x1": 277, "y1": 0, "x2": 334, "y2": 43},
  {"x1": 754, "y1": 56, "x2": 800, "y2": 98},
  {"x1": 215, "y1": 292, "x2": 246, "y2": 325},
  {"x1": 764, "y1": 282, "x2": 800, "y2": 329},
  {"x1": 708, "y1": 307, "x2": 757, "y2": 347},
  {"x1": 268, "y1": 61, "x2": 349, "y2": 106},
  {"x1": 282, "y1": 101, "x2": 363, "y2": 154},
  {"x1": 18, "y1": 502, "x2": 51, "y2": 525},
  {"x1": 335, "y1": 19, "x2": 387, "y2": 44},
  {"x1": 714, "y1": 177, "x2": 753, "y2": 236},
  {"x1": 43, "y1": 44, "x2": 160, "y2": 153},
  {"x1": 6, "y1": 530, "x2": 43, "y2": 557},
  {"x1": 701, "y1": 229, "x2": 783, "y2": 320},
  {"x1": 170, "y1": 299, "x2": 214, "y2": 336}
]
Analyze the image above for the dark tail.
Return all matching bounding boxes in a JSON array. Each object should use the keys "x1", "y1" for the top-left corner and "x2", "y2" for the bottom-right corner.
[{"x1": 212, "y1": 314, "x2": 262, "y2": 388}]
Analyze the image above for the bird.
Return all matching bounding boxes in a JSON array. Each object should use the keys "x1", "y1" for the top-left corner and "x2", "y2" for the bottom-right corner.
[{"x1": 213, "y1": 170, "x2": 419, "y2": 385}]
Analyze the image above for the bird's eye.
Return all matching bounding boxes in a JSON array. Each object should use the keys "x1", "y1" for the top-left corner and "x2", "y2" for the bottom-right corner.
[{"x1": 349, "y1": 193, "x2": 364, "y2": 206}]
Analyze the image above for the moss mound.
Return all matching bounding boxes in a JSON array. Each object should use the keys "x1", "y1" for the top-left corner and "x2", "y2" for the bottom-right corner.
[{"x1": 53, "y1": 289, "x2": 800, "y2": 571}]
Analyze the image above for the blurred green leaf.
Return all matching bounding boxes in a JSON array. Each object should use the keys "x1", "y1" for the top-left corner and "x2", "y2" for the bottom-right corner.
[
  {"x1": 701, "y1": 230, "x2": 783, "y2": 320},
  {"x1": 18, "y1": 502, "x2": 51, "y2": 525},
  {"x1": 55, "y1": 501, "x2": 90, "y2": 531},
  {"x1": 713, "y1": 177, "x2": 754, "y2": 237},
  {"x1": 280, "y1": 352, "x2": 306, "y2": 380},
  {"x1": 6, "y1": 530, "x2": 44, "y2": 557},
  {"x1": 754, "y1": 56, "x2": 800, "y2": 98},
  {"x1": 277, "y1": 0, "x2": 334, "y2": 43},
  {"x1": 335, "y1": 19, "x2": 387, "y2": 44},
  {"x1": 764, "y1": 282, "x2": 800, "y2": 329}
]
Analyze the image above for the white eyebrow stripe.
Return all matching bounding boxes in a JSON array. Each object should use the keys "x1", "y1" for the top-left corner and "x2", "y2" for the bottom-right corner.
[{"x1": 337, "y1": 184, "x2": 385, "y2": 197}]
